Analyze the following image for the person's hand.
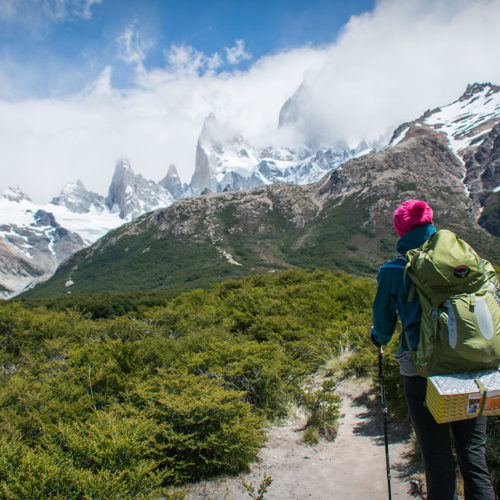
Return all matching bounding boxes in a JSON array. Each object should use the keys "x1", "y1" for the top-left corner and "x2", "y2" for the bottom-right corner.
[{"x1": 370, "y1": 326, "x2": 381, "y2": 347}]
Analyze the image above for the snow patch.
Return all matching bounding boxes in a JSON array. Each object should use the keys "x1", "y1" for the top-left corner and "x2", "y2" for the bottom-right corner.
[
  {"x1": 424, "y1": 85, "x2": 500, "y2": 157},
  {"x1": 389, "y1": 126, "x2": 409, "y2": 147}
]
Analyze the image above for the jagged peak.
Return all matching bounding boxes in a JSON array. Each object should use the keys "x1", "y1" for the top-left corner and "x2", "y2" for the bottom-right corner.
[
  {"x1": 113, "y1": 157, "x2": 134, "y2": 175},
  {"x1": 57, "y1": 179, "x2": 88, "y2": 196},
  {"x1": 51, "y1": 178, "x2": 105, "y2": 213},
  {"x1": 165, "y1": 164, "x2": 180, "y2": 179},
  {"x1": 1, "y1": 185, "x2": 32, "y2": 202},
  {"x1": 159, "y1": 164, "x2": 185, "y2": 200},
  {"x1": 459, "y1": 82, "x2": 500, "y2": 101}
]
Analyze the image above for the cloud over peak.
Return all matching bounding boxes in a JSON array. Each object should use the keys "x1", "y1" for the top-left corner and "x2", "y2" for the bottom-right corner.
[{"x1": 1, "y1": 0, "x2": 500, "y2": 202}]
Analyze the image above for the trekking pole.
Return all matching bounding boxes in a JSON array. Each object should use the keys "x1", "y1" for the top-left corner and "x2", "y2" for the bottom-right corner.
[{"x1": 378, "y1": 345, "x2": 392, "y2": 500}]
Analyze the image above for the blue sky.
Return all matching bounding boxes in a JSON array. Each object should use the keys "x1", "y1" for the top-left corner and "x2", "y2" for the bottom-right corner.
[
  {"x1": 1, "y1": 0, "x2": 500, "y2": 202},
  {"x1": 0, "y1": 0, "x2": 375, "y2": 97}
]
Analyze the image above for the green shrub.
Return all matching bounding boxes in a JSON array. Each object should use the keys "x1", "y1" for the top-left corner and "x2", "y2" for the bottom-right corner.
[
  {"x1": 299, "y1": 379, "x2": 344, "y2": 444},
  {"x1": 127, "y1": 369, "x2": 266, "y2": 483},
  {"x1": 180, "y1": 340, "x2": 294, "y2": 419}
]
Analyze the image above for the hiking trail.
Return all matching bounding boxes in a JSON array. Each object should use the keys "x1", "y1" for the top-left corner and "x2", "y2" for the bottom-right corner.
[{"x1": 186, "y1": 377, "x2": 422, "y2": 499}]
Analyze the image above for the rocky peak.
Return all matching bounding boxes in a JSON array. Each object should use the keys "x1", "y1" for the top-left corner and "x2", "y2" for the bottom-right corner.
[
  {"x1": 190, "y1": 114, "x2": 237, "y2": 194},
  {"x1": 51, "y1": 179, "x2": 106, "y2": 214},
  {"x1": 460, "y1": 82, "x2": 500, "y2": 101},
  {"x1": 106, "y1": 158, "x2": 174, "y2": 220},
  {"x1": 1, "y1": 185, "x2": 32, "y2": 203},
  {"x1": 160, "y1": 164, "x2": 184, "y2": 200}
]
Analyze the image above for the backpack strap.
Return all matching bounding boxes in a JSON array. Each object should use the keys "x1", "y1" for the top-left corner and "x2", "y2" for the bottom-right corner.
[
  {"x1": 407, "y1": 283, "x2": 416, "y2": 303},
  {"x1": 472, "y1": 378, "x2": 488, "y2": 417},
  {"x1": 402, "y1": 256, "x2": 416, "y2": 302},
  {"x1": 403, "y1": 328, "x2": 418, "y2": 365}
]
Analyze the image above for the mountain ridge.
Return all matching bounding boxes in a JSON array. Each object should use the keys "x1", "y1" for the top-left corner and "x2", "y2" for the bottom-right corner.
[
  {"x1": 23, "y1": 94, "x2": 500, "y2": 297},
  {"x1": 4, "y1": 82, "x2": 500, "y2": 298}
]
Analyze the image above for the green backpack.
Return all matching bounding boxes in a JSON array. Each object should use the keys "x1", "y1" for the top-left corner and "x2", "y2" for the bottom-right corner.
[{"x1": 405, "y1": 229, "x2": 500, "y2": 377}]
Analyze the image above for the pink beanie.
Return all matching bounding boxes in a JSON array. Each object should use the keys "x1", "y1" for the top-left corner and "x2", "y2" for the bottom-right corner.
[{"x1": 393, "y1": 200, "x2": 434, "y2": 237}]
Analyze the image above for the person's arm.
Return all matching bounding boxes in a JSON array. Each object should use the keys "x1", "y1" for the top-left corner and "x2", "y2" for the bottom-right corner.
[{"x1": 371, "y1": 268, "x2": 398, "y2": 346}]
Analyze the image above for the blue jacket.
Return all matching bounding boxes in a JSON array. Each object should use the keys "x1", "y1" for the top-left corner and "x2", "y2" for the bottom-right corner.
[{"x1": 371, "y1": 224, "x2": 436, "y2": 351}]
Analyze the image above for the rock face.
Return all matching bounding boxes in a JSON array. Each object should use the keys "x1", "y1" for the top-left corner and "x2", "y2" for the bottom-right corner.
[
  {"x1": 160, "y1": 164, "x2": 185, "y2": 201},
  {"x1": 105, "y1": 159, "x2": 175, "y2": 220},
  {"x1": 463, "y1": 123, "x2": 500, "y2": 199}
]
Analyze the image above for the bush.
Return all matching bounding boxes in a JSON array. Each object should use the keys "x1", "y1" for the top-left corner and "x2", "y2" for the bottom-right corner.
[{"x1": 299, "y1": 379, "x2": 344, "y2": 444}]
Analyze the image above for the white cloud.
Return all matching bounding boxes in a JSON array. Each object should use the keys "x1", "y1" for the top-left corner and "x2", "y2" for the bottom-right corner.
[
  {"x1": 1, "y1": 0, "x2": 500, "y2": 203},
  {"x1": 285, "y1": 0, "x2": 500, "y2": 147},
  {"x1": 164, "y1": 44, "x2": 223, "y2": 75},
  {"x1": 116, "y1": 22, "x2": 153, "y2": 71},
  {"x1": 225, "y1": 40, "x2": 251, "y2": 65},
  {"x1": 0, "y1": 0, "x2": 101, "y2": 23}
]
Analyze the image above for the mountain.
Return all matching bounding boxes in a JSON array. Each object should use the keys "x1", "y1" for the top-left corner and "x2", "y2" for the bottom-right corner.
[
  {"x1": 160, "y1": 164, "x2": 185, "y2": 201},
  {"x1": 1, "y1": 122, "x2": 378, "y2": 299},
  {"x1": 106, "y1": 159, "x2": 175, "y2": 219},
  {"x1": 0, "y1": 186, "x2": 87, "y2": 296},
  {"x1": 0, "y1": 161, "x2": 179, "y2": 298},
  {"x1": 388, "y1": 82, "x2": 500, "y2": 233},
  {"x1": 22, "y1": 84, "x2": 500, "y2": 298},
  {"x1": 51, "y1": 179, "x2": 107, "y2": 214},
  {"x1": 189, "y1": 113, "x2": 380, "y2": 195}
]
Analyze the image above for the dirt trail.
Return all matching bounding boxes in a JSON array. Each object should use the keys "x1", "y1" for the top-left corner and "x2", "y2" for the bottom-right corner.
[{"x1": 186, "y1": 377, "x2": 419, "y2": 499}]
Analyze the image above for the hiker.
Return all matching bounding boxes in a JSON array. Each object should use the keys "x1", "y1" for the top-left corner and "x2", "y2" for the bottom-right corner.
[{"x1": 370, "y1": 199, "x2": 496, "y2": 500}]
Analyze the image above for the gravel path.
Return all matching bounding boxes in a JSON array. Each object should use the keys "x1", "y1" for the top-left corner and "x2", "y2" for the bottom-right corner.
[{"x1": 186, "y1": 377, "x2": 421, "y2": 500}]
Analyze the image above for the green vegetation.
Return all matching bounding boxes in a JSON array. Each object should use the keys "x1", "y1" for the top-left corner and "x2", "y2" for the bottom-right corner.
[
  {"x1": 3, "y1": 267, "x2": 499, "y2": 497},
  {"x1": 17, "y1": 289, "x2": 182, "y2": 319},
  {"x1": 479, "y1": 192, "x2": 500, "y2": 236},
  {"x1": 299, "y1": 379, "x2": 344, "y2": 444},
  {"x1": 21, "y1": 192, "x2": 389, "y2": 299},
  {"x1": 0, "y1": 269, "x2": 374, "y2": 498}
]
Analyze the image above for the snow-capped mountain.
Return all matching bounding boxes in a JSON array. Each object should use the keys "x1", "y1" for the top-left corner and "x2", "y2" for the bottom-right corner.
[
  {"x1": 388, "y1": 82, "x2": 500, "y2": 211},
  {"x1": 106, "y1": 159, "x2": 175, "y2": 219},
  {"x1": 0, "y1": 160, "x2": 182, "y2": 298},
  {"x1": 0, "y1": 186, "x2": 87, "y2": 296},
  {"x1": 189, "y1": 113, "x2": 380, "y2": 195},
  {"x1": 27, "y1": 84, "x2": 500, "y2": 298},
  {"x1": 51, "y1": 179, "x2": 107, "y2": 214},
  {"x1": 2, "y1": 82, "x2": 500, "y2": 299},
  {"x1": 160, "y1": 164, "x2": 185, "y2": 201},
  {"x1": 389, "y1": 83, "x2": 500, "y2": 153}
]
